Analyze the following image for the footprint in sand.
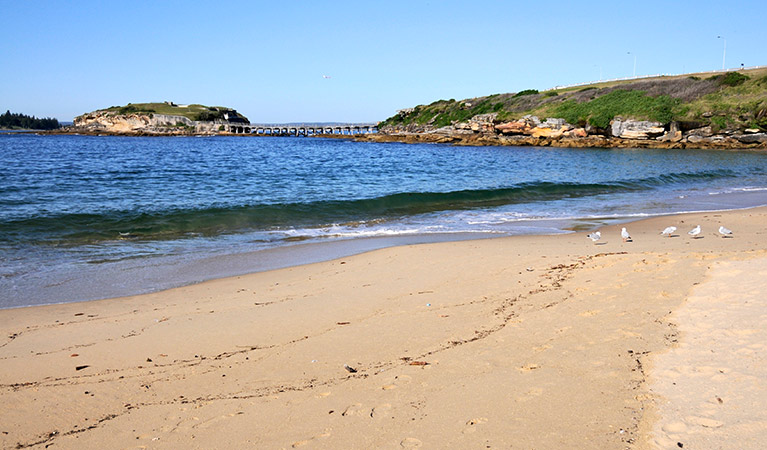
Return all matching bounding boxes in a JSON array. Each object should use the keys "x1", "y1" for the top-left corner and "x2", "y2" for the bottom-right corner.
[
  {"x1": 400, "y1": 437, "x2": 422, "y2": 448},
  {"x1": 518, "y1": 363, "x2": 540, "y2": 372},
  {"x1": 292, "y1": 430, "x2": 332, "y2": 447},
  {"x1": 685, "y1": 416, "x2": 723, "y2": 428},
  {"x1": 382, "y1": 374, "x2": 412, "y2": 390},
  {"x1": 662, "y1": 421, "x2": 688, "y2": 434},
  {"x1": 371, "y1": 403, "x2": 392, "y2": 419},
  {"x1": 195, "y1": 412, "x2": 243, "y2": 429},
  {"x1": 578, "y1": 310, "x2": 600, "y2": 317},
  {"x1": 516, "y1": 387, "x2": 543, "y2": 403},
  {"x1": 170, "y1": 416, "x2": 200, "y2": 432},
  {"x1": 463, "y1": 417, "x2": 488, "y2": 434},
  {"x1": 395, "y1": 375, "x2": 412, "y2": 384},
  {"x1": 341, "y1": 403, "x2": 367, "y2": 417}
]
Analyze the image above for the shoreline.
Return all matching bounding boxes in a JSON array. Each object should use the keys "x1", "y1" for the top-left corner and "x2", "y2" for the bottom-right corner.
[
  {"x1": 356, "y1": 130, "x2": 767, "y2": 150},
  {"x1": 0, "y1": 231, "x2": 503, "y2": 311},
  {"x1": 27, "y1": 129, "x2": 767, "y2": 150},
  {"x1": 5, "y1": 199, "x2": 767, "y2": 311},
  {"x1": 2, "y1": 206, "x2": 767, "y2": 447}
]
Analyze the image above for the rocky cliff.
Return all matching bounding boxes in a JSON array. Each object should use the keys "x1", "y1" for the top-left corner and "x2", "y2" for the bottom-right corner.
[{"x1": 364, "y1": 113, "x2": 766, "y2": 149}]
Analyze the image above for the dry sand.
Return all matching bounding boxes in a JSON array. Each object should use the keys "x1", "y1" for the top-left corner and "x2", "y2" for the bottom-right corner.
[{"x1": 2, "y1": 208, "x2": 767, "y2": 449}]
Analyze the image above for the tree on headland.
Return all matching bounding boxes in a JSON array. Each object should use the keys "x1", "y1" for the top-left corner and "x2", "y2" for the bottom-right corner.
[{"x1": 0, "y1": 110, "x2": 61, "y2": 130}]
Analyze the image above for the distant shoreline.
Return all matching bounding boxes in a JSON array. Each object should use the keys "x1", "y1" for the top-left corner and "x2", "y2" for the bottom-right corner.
[{"x1": 22, "y1": 128, "x2": 767, "y2": 150}]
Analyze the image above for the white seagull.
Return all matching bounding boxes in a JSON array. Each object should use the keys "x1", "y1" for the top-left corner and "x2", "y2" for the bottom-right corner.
[
  {"x1": 688, "y1": 225, "x2": 701, "y2": 238},
  {"x1": 587, "y1": 231, "x2": 601, "y2": 243},
  {"x1": 718, "y1": 225, "x2": 733, "y2": 237},
  {"x1": 621, "y1": 227, "x2": 631, "y2": 242},
  {"x1": 661, "y1": 226, "x2": 677, "y2": 237}
]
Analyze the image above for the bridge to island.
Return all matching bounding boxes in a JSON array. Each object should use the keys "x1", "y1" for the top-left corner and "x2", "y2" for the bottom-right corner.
[{"x1": 226, "y1": 122, "x2": 378, "y2": 136}]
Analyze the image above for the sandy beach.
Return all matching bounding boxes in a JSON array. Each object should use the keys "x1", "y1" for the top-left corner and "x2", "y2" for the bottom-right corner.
[{"x1": 2, "y1": 207, "x2": 767, "y2": 449}]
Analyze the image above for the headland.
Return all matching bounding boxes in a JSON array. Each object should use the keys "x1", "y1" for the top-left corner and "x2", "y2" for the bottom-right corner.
[{"x1": 359, "y1": 67, "x2": 767, "y2": 150}]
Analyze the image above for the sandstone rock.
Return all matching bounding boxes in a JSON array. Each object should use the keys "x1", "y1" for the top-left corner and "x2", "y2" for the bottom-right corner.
[
  {"x1": 522, "y1": 115, "x2": 542, "y2": 127},
  {"x1": 466, "y1": 113, "x2": 498, "y2": 133},
  {"x1": 610, "y1": 119, "x2": 665, "y2": 139},
  {"x1": 531, "y1": 127, "x2": 563, "y2": 138},
  {"x1": 540, "y1": 118, "x2": 567, "y2": 129},
  {"x1": 565, "y1": 128, "x2": 588, "y2": 138},
  {"x1": 472, "y1": 113, "x2": 498, "y2": 123},
  {"x1": 745, "y1": 128, "x2": 761, "y2": 134},
  {"x1": 494, "y1": 121, "x2": 529, "y2": 135},
  {"x1": 737, "y1": 133, "x2": 767, "y2": 144},
  {"x1": 685, "y1": 126, "x2": 713, "y2": 137},
  {"x1": 658, "y1": 121, "x2": 682, "y2": 142},
  {"x1": 657, "y1": 130, "x2": 682, "y2": 142},
  {"x1": 686, "y1": 135, "x2": 710, "y2": 144}
]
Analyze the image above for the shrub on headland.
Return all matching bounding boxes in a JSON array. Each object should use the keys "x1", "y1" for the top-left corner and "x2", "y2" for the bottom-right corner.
[
  {"x1": 718, "y1": 72, "x2": 749, "y2": 87},
  {"x1": 513, "y1": 89, "x2": 539, "y2": 98}
]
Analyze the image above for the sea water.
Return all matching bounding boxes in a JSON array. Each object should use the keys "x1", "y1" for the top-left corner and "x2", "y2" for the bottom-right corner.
[{"x1": 2, "y1": 133, "x2": 767, "y2": 308}]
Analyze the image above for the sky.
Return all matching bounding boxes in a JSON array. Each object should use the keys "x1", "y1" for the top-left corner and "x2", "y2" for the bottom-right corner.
[{"x1": 1, "y1": 0, "x2": 766, "y2": 123}]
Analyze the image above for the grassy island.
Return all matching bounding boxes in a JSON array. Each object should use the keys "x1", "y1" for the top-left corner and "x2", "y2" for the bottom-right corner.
[{"x1": 99, "y1": 102, "x2": 248, "y2": 123}]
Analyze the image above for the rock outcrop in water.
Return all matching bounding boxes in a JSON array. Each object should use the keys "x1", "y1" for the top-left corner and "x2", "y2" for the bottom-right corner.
[{"x1": 58, "y1": 102, "x2": 249, "y2": 136}]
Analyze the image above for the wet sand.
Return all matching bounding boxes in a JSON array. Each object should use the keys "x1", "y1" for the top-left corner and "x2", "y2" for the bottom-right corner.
[{"x1": 2, "y1": 208, "x2": 767, "y2": 449}]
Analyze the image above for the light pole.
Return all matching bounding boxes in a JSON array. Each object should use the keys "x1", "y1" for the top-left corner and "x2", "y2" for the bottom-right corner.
[
  {"x1": 594, "y1": 64, "x2": 603, "y2": 81},
  {"x1": 717, "y1": 35, "x2": 726, "y2": 70},
  {"x1": 627, "y1": 52, "x2": 636, "y2": 77}
]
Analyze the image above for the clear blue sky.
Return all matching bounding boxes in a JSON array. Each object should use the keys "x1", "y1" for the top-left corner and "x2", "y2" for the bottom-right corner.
[{"x1": 1, "y1": 0, "x2": 765, "y2": 123}]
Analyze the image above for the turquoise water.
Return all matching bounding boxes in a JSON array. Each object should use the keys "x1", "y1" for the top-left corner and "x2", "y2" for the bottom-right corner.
[{"x1": 2, "y1": 133, "x2": 767, "y2": 307}]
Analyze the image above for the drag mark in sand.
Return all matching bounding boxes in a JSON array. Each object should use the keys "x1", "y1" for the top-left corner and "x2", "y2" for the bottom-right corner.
[
  {"x1": 2, "y1": 253, "x2": 601, "y2": 448},
  {"x1": 12, "y1": 413, "x2": 120, "y2": 449}
]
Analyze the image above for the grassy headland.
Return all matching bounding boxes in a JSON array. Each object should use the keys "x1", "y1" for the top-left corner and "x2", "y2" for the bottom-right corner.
[{"x1": 380, "y1": 68, "x2": 767, "y2": 133}]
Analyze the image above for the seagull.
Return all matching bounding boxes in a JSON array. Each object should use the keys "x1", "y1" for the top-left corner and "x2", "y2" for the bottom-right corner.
[
  {"x1": 718, "y1": 225, "x2": 733, "y2": 237},
  {"x1": 587, "y1": 231, "x2": 601, "y2": 243},
  {"x1": 322, "y1": 75, "x2": 332, "y2": 79},
  {"x1": 688, "y1": 225, "x2": 701, "y2": 238},
  {"x1": 661, "y1": 226, "x2": 676, "y2": 237},
  {"x1": 621, "y1": 227, "x2": 631, "y2": 242}
]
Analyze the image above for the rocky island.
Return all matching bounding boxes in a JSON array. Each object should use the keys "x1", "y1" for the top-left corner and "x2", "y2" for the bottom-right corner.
[
  {"x1": 57, "y1": 102, "x2": 249, "y2": 136},
  {"x1": 362, "y1": 68, "x2": 767, "y2": 149}
]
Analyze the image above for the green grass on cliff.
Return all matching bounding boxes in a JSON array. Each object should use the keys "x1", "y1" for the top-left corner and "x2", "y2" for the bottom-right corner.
[
  {"x1": 544, "y1": 90, "x2": 681, "y2": 128},
  {"x1": 99, "y1": 103, "x2": 248, "y2": 122},
  {"x1": 381, "y1": 67, "x2": 767, "y2": 131}
]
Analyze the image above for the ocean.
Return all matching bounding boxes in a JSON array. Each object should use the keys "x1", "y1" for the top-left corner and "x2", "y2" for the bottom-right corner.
[{"x1": 2, "y1": 133, "x2": 767, "y2": 308}]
